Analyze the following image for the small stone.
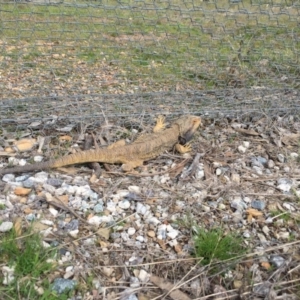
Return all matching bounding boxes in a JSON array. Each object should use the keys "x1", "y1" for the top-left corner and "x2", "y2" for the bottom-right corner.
[
  {"x1": 128, "y1": 186, "x2": 141, "y2": 194},
  {"x1": 262, "y1": 226, "x2": 270, "y2": 235},
  {"x1": 277, "y1": 154, "x2": 285, "y2": 163},
  {"x1": 290, "y1": 152, "x2": 299, "y2": 159},
  {"x1": 1, "y1": 174, "x2": 15, "y2": 182},
  {"x1": 127, "y1": 227, "x2": 136, "y2": 236},
  {"x1": 33, "y1": 156, "x2": 44, "y2": 162},
  {"x1": 130, "y1": 276, "x2": 140, "y2": 288},
  {"x1": 47, "y1": 178, "x2": 63, "y2": 187},
  {"x1": 0, "y1": 222, "x2": 13, "y2": 232},
  {"x1": 231, "y1": 197, "x2": 247, "y2": 211},
  {"x1": 270, "y1": 255, "x2": 285, "y2": 267},
  {"x1": 88, "y1": 216, "x2": 102, "y2": 227},
  {"x1": 93, "y1": 203, "x2": 104, "y2": 213},
  {"x1": 167, "y1": 229, "x2": 179, "y2": 239},
  {"x1": 2, "y1": 266, "x2": 15, "y2": 285},
  {"x1": 243, "y1": 231, "x2": 250, "y2": 238},
  {"x1": 118, "y1": 199, "x2": 131, "y2": 209},
  {"x1": 267, "y1": 160, "x2": 275, "y2": 169},
  {"x1": 282, "y1": 202, "x2": 295, "y2": 211},
  {"x1": 238, "y1": 145, "x2": 247, "y2": 153},
  {"x1": 49, "y1": 207, "x2": 59, "y2": 217},
  {"x1": 251, "y1": 199, "x2": 266, "y2": 210},
  {"x1": 148, "y1": 230, "x2": 155, "y2": 238},
  {"x1": 136, "y1": 235, "x2": 144, "y2": 242},
  {"x1": 51, "y1": 278, "x2": 76, "y2": 294},
  {"x1": 138, "y1": 269, "x2": 150, "y2": 282},
  {"x1": 252, "y1": 166, "x2": 263, "y2": 175},
  {"x1": 216, "y1": 168, "x2": 222, "y2": 176},
  {"x1": 69, "y1": 229, "x2": 79, "y2": 238},
  {"x1": 278, "y1": 231, "x2": 289, "y2": 239},
  {"x1": 277, "y1": 178, "x2": 293, "y2": 193},
  {"x1": 136, "y1": 203, "x2": 148, "y2": 215},
  {"x1": 243, "y1": 141, "x2": 250, "y2": 148}
]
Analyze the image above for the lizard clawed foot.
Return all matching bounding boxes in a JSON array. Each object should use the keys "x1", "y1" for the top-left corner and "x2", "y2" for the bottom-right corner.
[
  {"x1": 175, "y1": 142, "x2": 192, "y2": 154},
  {"x1": 153, "y1": 115, "x2": 166, "y2": 133}
]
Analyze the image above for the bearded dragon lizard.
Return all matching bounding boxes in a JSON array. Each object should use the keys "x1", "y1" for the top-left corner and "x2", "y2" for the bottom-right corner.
[{"x1": 0, "y1": 115, "x2": 201, "y2": 175}]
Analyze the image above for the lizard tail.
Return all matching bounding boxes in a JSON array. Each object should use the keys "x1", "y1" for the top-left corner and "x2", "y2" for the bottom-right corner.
[
  {"x1": 0, "y1": 149, "x2": 106, "y2": 175},
  {"x1": 0, "y1": 161, "x2": 53, "y2": 175}
]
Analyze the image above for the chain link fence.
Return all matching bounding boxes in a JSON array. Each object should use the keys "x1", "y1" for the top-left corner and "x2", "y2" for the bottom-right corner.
[{"x1": 1, "y1": 0, "x2": 300, "y2": 127}]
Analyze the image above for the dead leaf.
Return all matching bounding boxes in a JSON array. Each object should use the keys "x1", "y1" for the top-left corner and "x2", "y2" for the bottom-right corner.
[
  {"x1": 150, "y1": 275, "x2": 191, "y2": 300},
  {"x1": 13, "y1": 217, "x2": 22, "y2": 237},
  {"x1": 234, "y1": 128, "x2": 259, "y2": 136},
  {"x1": 59, "y1": 135, "x2": 73, "y2": 142},
  {"x1": 246, "y1": 208, "x2": 263, "y2": 217},
  {"x1": 96, "y1": 227, "x2": 111, "y2": 240}
]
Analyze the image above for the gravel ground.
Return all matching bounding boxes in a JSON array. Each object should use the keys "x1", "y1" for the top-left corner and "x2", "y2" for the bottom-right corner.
[{"x1": 0, "y1": 115, "x2": 300, "y2": 299}]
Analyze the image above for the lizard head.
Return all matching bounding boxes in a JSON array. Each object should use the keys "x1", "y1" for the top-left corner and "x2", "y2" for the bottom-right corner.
[{"x1": 173, "y1": 115, "x2": 202, "y2": 143}]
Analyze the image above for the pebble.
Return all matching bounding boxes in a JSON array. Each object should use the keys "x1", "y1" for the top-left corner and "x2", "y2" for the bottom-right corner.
[
  {"x1": 252, "y1": 166, "x2": 263, "y2": 175},
  {"x1": 243, "y1": 141, "x2": 250, "y2": 148},
  {"x1": 238, "y1": 145, "x2": 246, "y2": 153},
  {"x1": 270, "y1": 255, "x2": 285, "y2": 267},
  {"x1": 128, "y1": 186, "x2": 141, "y2": 194},
  {"x1": 251, "y1": 199, "x2": 266, "y2": 210},
  {"x1": 231, "y1": 197, "x2": 247, "y2": 211},
  {"x1": 0, "y1": 221, "x2": 13, "y2": 232},
  {"x1": 118, "y1": 199, "x2": 131, "y2": 209},
  {"x1": 277, "y1": 178, "x2": 293, "y2": 193},
  {"x1": 32, "y1": 172, "x2": 48, "y2": 184},
  {"x1": 2, "y1": 174, "x2": 15, "y2": 183},
  {"x1": 33, "y1": 155, "x2": 44, "y2": 162},
  {"x1": 47, "y1": 178, "x2": 63, "y2": 187},
  {"x1": 130, "y1": 276, "x2": 140, "y2": 288},
  {"x1": 138, "y1": 269, "x2": 149, "y2": 282},
  {"x1": 49, "y1": 207, "x2": 59, "y2": 217},
  {"x1": 128, "y1": 227, "x2": 136, "y2": 236},
  {"x1": 290, "y1": 152, "x2": 299, "y2": 159},
  {"x1": 231, "y1": 173, "x2": 240, "y2": 183},
  {"x1": 282, "y1": 202, "x2": 295, "y2": 211},
  {"x1": 94, "y1": 203, "x2": 104, "y2": 213},
  {"x1": 51, "y1": 278, "x2": 76, "y2": 294},
  {"x1": 136, "y1": 235, "x2": 144, "y2": 242},
  {"x1": 136, "y1": 203, "x2": 148, "y2": 215},
  {"x1": 277, "y1": 154, "x2": 285, "y2": 163},
  {"x1": 267, "y1": 160, "x2": 275, "y2": 168}
]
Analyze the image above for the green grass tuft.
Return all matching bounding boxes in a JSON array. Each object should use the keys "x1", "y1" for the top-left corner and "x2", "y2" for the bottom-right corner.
[{"x1": 193, "y1": 227, "x2": 246, "y2": 266}]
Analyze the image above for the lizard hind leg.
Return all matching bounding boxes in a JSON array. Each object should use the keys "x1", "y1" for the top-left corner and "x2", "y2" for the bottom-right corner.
[
  {"x1": 121, "y1": 160, "x2": 144, "y2": 172},
  {"x1": 153, "y1": 115, "x2": 166, "y2": 133},
  {"x1": 107, "y1": 139, "x2": 126, "y2": 149}
]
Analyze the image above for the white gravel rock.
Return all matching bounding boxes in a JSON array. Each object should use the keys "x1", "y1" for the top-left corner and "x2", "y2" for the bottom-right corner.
[
  {"x1": 1, "y1": 174, "x2": 15, "y2": 183},
  {"x1": 127, "y1": 227, "x2": 136, "y2": 236},
  {"x1": 2, "y1": 266, "x2": 15, "y2": 285},
  {"x1": 136, "y1": 235, "x2": 144, "y2": 242},
  {"x1": 277, "y1": 154, "x2": 285, "y2": 163},
  {"x1": 49, "y1": 208, "x2": 59, "y2": 217},
  {"x1": 106, "y1": 201, "x2": 117, "y2": 213},
  {"x1": 33, "y1": 155, "x2": 44, "y2": 162},
  {"x1": 167, "y1": 229, "x2": 179, "y2": 239},
  {"x1": 290, "y1": 152, "x2": 299, "y2": 159},
  {"x1": 118, "y1": 199, "x2": 131, "y2": 209},
  {"x1": 136, "y1": 203, "x2": 148, "y2": 215},
  {"x1": 128, "y1": 186, "x2": 141, "y2": 194},
  {"x1": 40, "y1": 220, "x2": 54, "y2": 226},
  {"x1": 0, "y1": 221, "x2": 13, "y2": 232},
  {"x1": 34, "y1": 172, "x2": 48, "y2": 183},
  {"x1": 87, "y1": 216, "x2": 102, "y2": 227},
  {"x1": 138, "y1": 269, "x2": 150, "y2": 282},
  {"x1": 282, "y1": 202, "x2": 295, "y2": 211},
  {"x1": 277, "y1": 178, "x2": 293, "y2": 193},
  {"x1": 268, "y1": 160, "x2": 275, "y2": 168},
  {"x1": 238, "y1": 145, "x2": 247, "y2": 153},
  {"x1": 243, "y1": 141, "x2": 250, "y2": 148}
]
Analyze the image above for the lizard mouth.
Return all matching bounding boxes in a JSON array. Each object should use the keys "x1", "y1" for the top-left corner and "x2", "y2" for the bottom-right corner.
[{"x1": 179, "y1": 128, "x2": 195, "y2": 144}]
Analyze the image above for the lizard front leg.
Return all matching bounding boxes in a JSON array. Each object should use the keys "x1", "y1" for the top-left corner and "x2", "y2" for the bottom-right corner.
[
  {"x1": 121, "y1": 160, "x2": 144, "y2": 172},
  {"x1": 175, "y1": 142, "x2": 192, "y2": 154},
  {"x1": 153, "y1": 115, "x2": 166, "y2": 133}
]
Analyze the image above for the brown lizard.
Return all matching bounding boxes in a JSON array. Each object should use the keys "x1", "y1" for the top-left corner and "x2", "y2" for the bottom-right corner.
[{"x1": 0, "y1": 115, "x2": 201, "y2": 175}]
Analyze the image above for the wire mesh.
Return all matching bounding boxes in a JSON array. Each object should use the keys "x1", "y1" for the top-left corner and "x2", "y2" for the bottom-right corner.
[{"x1": 0, "y1": 0, "x2": 300, "y2": 127}]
